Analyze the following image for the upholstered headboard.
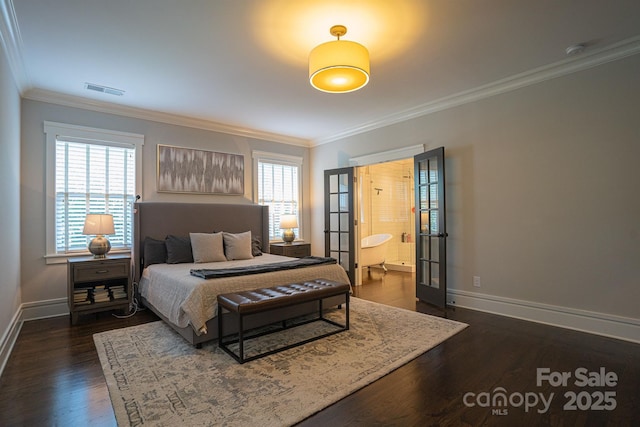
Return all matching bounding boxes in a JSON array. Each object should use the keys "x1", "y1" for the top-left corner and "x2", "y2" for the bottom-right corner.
[{"x1": 132, "y1": 202, "x2": 270, "y2": 283}]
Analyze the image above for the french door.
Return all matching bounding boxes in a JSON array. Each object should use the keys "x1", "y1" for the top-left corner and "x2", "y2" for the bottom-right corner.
[
  {"x1": 415, "y1": 147, "x2": 448, "y2": 308},
  {"x1": 324, "y1": 167, "x2": 356, "y2": 285}
]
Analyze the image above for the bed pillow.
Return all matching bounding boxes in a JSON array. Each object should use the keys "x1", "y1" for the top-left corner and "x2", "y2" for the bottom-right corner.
[
  {"x1": 165, "y1": 235, "x2": 194, "y2": 264},
  {"x1": 190, "y1": 232, "x2": 226, "y2": 263},
  {"x1": 223, "y1": 231, "x2": 254, "y2": 260},
  {"x1": 251, "y1": 235, "x2": 263, "y2": 257},
  {"x1": 143, "y1": 237, "x2": 167, "y2": 268}
]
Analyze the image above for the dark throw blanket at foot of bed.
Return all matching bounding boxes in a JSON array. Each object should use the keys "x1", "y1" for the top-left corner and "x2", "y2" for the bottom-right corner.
[{"x1": 190, "y1": 256, "x2": 339, "y2": 279}]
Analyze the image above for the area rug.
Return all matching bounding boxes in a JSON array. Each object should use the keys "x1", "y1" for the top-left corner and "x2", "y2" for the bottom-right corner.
[{"x1": 94, "y1": 297, "x2": 467, "y2": 426}]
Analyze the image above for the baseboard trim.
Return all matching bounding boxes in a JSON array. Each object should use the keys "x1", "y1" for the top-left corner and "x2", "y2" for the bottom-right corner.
[
  {"x1": 20, "y1": 298, "x2": 68, "y2": 321},
  {"x1": 0, "y1": 307, "x2": 23, "y2": 378},
  {"x1": 448, "y1": 289, "x2": 640, "y2": 344}
]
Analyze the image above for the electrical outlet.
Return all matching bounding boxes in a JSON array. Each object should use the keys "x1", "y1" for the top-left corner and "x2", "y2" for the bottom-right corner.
[{"x1": 473, "y1": 276, "x2": 481, "y2": 288}]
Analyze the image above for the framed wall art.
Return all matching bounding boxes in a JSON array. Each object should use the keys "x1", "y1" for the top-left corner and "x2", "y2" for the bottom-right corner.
[{"x1": 157, "y1": 144, "x2": 244, "y2": 195}]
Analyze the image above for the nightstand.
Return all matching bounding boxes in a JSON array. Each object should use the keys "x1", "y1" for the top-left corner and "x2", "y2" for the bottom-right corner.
[
  {"x1": 270, "y1": 242, "x2": 311, "y2": 258},
  {"x1": 67, "y1": 254, "x2": 132, "y2": 325}
]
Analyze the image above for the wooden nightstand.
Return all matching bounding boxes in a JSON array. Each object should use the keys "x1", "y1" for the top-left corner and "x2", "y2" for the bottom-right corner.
[
  {"x1": 270, "y1": 242, "x2": 311, "y2": 258},
  {"x1": 67, "y1": 254, "x2": 132, "y2": 325}
]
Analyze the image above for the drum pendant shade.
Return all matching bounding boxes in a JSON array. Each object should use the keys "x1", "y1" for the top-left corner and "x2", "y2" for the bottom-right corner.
[{"x1": 309, "y1": 26, "x2": 370, "y2": 93}]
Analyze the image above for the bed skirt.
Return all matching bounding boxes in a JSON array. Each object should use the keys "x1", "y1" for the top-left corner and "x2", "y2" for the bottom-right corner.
[{"x1": 141, "y1": 294, "x2": 348, "y2": 346}]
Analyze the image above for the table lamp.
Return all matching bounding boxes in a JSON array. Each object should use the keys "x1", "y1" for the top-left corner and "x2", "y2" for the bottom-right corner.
[
  {"x1": 83, "y1": 214, "x2": 115, "y2": 258},
  {"x1": 279, "y1": 214, "x2": 298, "y2": 244}
]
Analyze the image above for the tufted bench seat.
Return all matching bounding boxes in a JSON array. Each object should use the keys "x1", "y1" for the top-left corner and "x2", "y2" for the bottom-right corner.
[{"x1": 217, "y1": 279, "x2": 350, "y2": 363}]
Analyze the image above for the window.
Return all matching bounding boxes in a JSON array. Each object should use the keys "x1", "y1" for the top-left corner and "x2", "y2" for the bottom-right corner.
[
  {"x1": 45, "y1": 122, "x2": 144, "y2": 263},
  {"x1": 252, "y1": 151, "x2": 302, "y2": 241}
]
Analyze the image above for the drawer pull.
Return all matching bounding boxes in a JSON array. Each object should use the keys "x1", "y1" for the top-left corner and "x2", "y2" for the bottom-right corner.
[{"x1": 96, "y1": 269, "x2": 109, "y2": 274}]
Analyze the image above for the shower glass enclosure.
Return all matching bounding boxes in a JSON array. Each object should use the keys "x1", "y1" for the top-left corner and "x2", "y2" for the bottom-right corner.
[{"x1": 358, "y1": 158, "x2": 416, "y2": 271}]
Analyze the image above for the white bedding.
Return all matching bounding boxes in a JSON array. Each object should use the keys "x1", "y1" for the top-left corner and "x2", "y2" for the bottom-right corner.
[{"x1": 139, "y1": 254, "x2": 351, "y2": 335}]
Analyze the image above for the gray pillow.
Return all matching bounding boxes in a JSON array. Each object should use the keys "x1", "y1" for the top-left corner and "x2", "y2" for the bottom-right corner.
[
  {"x1": 143, "y1": 237, "x2": 167, "y2": 268},
  {"x1": 190, "y1": 232, "x2": 226, "y2": 263},
  {"x1": 165, "y1": 235, "x2": 194, "y2": 264},
  {"x1": 223, "y1": 231, "x2": 254, "y2": 260},
  {"x1": 251, "y1": 235, "x2": 263, "y2": 256}
]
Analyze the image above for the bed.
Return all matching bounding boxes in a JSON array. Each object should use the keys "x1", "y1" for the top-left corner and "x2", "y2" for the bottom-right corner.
[{"x1": 133, "y1": 202, "x2": 351, "y2": 346}]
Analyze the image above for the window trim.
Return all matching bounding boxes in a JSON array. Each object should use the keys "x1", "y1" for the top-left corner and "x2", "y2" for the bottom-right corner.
[
  {"x1": 252, "y1": 151, "x2": 303, "y2": 242},
  {"x1": 44, "y1": 121, "x2": 144, "y2": 264}
]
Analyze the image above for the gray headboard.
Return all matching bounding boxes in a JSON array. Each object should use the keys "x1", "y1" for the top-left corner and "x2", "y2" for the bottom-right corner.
[{"x1": 132, "y1": 202, "x2": 270, "y2": 283}]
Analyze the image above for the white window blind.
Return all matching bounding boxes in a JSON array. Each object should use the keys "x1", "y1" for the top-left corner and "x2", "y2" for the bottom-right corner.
[
  {"x1": 55, "y1": 139, "x2": 135, "y2": 253},
  {"x1": 253, "y1": 152, "x2": 302, "y2": 241}
]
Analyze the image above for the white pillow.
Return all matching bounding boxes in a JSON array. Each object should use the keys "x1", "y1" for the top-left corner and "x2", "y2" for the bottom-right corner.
[
  {"x1": 223, "y1": 231, "x2": 254, "y2": 260},
  {"x1": 190, "y1": 232, "x2": 226, "y2": 263}
]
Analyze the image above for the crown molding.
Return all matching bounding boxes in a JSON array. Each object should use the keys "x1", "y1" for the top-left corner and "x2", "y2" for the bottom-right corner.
[
  {"x1": 3, "y1": 2, "x2": 308, "y2": 146},
  {"x1": 0, "y1": 0, "x2": 30, "y2": 90},
  {"x1": 23, "y1": 88, "x2": 312, "y2": 147},
  {"x1": 0, "y1": 0, "x2": 310, "y2": 147},
  {"x1": 312, "y1": 35, "x2": 640, "y2": 146},
  {"x1": 6, "y1": 0, "x2": 639, "y2": 149}
]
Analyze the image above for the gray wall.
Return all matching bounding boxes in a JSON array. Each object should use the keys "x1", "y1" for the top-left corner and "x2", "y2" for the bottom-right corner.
[
  {"x1": 0, "y1": 42, "x2": 22, "y2": 344},
  {"x1": 20, "y1": 100, "x2": 310, "y2": 305},
  {"x1": 311, "y1": 54, "x2": 640, "y2": 321}
]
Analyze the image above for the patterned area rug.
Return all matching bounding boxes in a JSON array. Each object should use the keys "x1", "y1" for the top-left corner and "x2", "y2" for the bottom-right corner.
[{"x1": 94, "y1": 298, "x2": 467, "y2": 426}]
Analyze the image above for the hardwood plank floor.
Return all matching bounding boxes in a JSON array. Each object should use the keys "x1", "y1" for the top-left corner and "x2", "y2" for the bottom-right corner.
[{"x1": 1, "y1": 271, "x2": 638, "y2": 426}]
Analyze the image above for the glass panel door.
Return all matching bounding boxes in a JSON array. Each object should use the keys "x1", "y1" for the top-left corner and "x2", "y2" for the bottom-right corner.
[
  {"x1": 324, "y1": 167, "x2": 355, "y2": 284},
  {"x1": 415, "y1": 147, "x2": 447, "y2": 308}
]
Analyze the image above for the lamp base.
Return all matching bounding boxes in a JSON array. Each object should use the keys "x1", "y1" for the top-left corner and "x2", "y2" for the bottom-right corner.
[
  {"x1": 282, "y1": 230, "x2": 295, "y2": 245},
  {"x1": 88, "y1": 235, "x2": 111, "y2": 258}
]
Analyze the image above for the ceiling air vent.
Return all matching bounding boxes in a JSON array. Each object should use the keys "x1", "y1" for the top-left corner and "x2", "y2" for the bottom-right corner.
[{"x1": 85, "y1": 83, "x2": 125, "y2": 96}]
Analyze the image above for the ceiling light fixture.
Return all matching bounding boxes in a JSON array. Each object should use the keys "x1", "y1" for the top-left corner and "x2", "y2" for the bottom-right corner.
[{"x1": 309, "y1": 25, "x2": 370, "y2": 93}]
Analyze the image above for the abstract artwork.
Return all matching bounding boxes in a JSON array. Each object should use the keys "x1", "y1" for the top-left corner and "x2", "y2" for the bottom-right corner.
[{"x1": 157, "y1": 145, "x2": 244, "y2": 194}]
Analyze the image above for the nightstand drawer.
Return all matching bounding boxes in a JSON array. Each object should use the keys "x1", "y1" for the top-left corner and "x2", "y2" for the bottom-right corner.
[
  {"x1": 286, "y1": 246, "x2": 310, "y2": 258},
  {"x1": 74, "y1": 262, "x2": 128, "y2": 282},
  {"x1": 270, "y1": 243, "x2": 311, "y2": 258}
]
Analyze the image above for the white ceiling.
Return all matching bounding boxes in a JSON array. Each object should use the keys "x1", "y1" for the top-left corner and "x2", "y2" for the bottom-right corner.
[{"x1": 5, "y1": 0, "x2": 640, "y2": 146}]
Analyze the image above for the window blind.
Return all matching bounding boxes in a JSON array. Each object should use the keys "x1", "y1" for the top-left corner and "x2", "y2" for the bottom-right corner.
[
  {"x1": 257, "y1": 160, "x2": 299, "y2": 240},
  {"x1": 55, "y1": 139, "x2": 135, "y2": 253}
]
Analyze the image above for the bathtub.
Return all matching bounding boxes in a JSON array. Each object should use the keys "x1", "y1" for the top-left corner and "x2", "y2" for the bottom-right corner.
[{"x1": 360, "y1": 234, "x2": 393, "y2": 272}]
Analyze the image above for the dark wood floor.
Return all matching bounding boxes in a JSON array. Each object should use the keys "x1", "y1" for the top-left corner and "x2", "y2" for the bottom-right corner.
[{"x1": 1, "y1": 271, "x2": 639, "y2": 426}]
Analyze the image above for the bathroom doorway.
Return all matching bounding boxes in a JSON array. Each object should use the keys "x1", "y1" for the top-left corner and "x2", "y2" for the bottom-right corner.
[{"x1": 357, "y1": 158, "x2": 416, "y2": 274}]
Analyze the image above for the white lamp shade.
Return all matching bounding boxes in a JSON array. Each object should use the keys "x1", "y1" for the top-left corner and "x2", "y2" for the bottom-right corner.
[
  {"x1": 279, "y1": 214, "x2": 298, "y2": 229},
  {"x1": 309, "y1": 39, "x2": 370, "y2": 93},
  {"x1": 83, "y1": 214, "x2": 115, "y2": 235}
]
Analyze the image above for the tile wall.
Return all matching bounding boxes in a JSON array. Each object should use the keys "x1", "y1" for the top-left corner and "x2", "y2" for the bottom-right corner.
[{"x1": 359, "y1": 158, "x2": 415, "y2": 268}]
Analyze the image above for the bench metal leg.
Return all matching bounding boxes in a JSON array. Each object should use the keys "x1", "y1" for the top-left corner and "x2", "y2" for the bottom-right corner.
[
  {"x1": 219, "y1": 309, "x2": 247, "y2": 364},
  {"x1": 217, "y1": 309, "x2": 223, "y2": 347},
  {"x1": 238, "y1": 314, "x2": 244, "y2": 363},
  {"x1": 346, "y1": 293, "x2": 350, "y2": 329}
]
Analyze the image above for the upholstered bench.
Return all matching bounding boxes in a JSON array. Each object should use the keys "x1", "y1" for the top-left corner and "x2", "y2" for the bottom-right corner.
[{"x1": 217, "y1": 279, "x2": 350, "y2": 363}]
